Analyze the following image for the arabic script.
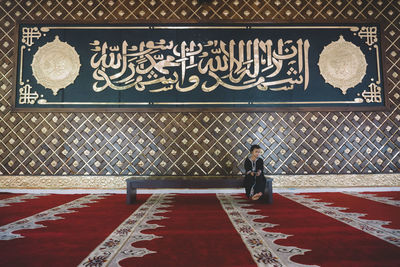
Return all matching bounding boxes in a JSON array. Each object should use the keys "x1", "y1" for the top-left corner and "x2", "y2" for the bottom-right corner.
[{"x1": 90, "y1": 38, "x2": 310, "y2": 93}]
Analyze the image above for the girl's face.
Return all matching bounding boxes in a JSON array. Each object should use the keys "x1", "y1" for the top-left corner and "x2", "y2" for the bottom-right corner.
[{"x1": 252, "y1": 148, "x2": 262, "y2": 158}]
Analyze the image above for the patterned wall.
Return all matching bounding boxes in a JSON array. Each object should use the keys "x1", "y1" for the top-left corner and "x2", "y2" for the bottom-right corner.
[{"x1": 0, "y1": 0, "x2": 399, "y2": 177}]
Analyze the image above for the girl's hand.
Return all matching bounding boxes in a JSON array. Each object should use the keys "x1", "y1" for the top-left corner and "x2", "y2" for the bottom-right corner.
[{"x1": 256, "y1": 170, "x2": 261, "y2": 176}]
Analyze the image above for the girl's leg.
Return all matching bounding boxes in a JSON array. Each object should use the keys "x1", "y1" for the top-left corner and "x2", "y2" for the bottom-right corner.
[
  {"x1": 254, "y1": 175, "x2": 266, "y2": 195},
  {"x1": 243, "y1": 175, "x2": 253, "y2": 198}
]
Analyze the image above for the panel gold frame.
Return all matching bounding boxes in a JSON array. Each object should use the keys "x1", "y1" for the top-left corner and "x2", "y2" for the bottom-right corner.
[{"x1": 11, "y1": 21, "x2": 390, "y2": 112}]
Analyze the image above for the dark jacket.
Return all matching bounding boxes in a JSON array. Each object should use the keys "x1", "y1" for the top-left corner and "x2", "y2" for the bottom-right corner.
[{"x1": 244, "y1": 157, "x2": 264, "y2": 175}]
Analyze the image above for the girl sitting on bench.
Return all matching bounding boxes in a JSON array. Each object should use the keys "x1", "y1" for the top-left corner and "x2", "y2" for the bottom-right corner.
[{"x1": 244, "y1": 144, "x2": 266, "y2": 201}]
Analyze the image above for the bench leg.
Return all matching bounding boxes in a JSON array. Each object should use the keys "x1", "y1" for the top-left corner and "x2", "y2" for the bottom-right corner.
[
  {"x1": 263, "y1": 180, "x2": 273, "y2": 204},
  {"x1": 126, "y1": 187, "x2": 137, "y2": 204}
]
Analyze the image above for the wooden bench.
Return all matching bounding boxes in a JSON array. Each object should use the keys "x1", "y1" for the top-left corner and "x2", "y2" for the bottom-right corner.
[{"x1": 126, "y1": 176, "x2": 273, "y2": 204}]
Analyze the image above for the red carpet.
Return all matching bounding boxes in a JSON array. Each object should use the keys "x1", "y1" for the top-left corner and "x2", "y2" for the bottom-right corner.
[
  {"x1": 0, "y1": 193, "x2": 24, "y2": 200},
  {"x1": 361, "y1": 192, "x2": 400, "y2": 201},
  {"x1": 302, "y1": 192, "x2": 400, "y2": 229},
  {"x1": 118, "y1": 194, "x2": 256, "y2": 267},
  {"x1": 0, "y1": 194, "x2": 150, "y2": 267},
  {"x1": 0, "y1": 192, "x2": 399, "y2": 266},
  {"x1": 0, "y1": 194, "x2": 85, "y2": 225},
  {"x1": 348, "y1": 191, "x2": 400, "y2": 206},
  {"x1": 262, "y1": 193, "x2": 399, "y2": 266}
]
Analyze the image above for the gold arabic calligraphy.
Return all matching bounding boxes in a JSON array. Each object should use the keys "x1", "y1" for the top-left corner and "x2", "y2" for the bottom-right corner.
[{"x1": 89, "y1": 38, "x2": 310, "y2": 93}]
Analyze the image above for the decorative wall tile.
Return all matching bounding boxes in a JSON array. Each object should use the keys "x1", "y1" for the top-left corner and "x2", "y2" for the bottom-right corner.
[{"x1": 0, "y1": 0, "x2": 399, "y2": 181}]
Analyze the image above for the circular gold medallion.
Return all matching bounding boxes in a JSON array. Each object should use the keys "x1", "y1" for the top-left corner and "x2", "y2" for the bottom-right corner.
[
  {"x1": 318, "y1": 36, "x2": 367, "y2": 95},
  {"x1": 31, "y1": 36, "x2": 81, "y2": 95}
]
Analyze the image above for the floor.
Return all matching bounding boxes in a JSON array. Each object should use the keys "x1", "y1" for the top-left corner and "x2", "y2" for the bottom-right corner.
[{"x1": 0, "y1": 191, "x2": 399, "y2": 266}]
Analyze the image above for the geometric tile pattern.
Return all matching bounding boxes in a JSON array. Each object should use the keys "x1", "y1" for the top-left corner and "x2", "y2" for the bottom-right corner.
[{"x1": 0, "y1": 0, "x2": 399, "y2": 176}]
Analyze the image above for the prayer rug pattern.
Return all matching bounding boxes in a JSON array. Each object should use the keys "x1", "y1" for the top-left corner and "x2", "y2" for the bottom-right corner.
[
  {"x1": 0, "y1": 192, "x2": 399, "y2": 267},
  {"x1": 217, "y1": 193, "x2": 316, "y2": 267},
  {"x1": 79, "y1": 194, "x2": 174, "y2": 266},
  {"x1": 0, "y1": 194, "x2": 50, "y2": 207},
  {"x1": 281, "y1": 193, "x2": 400, "y2": 247},
  {"x1": 0, "y1": 194, "x2": 108, "y2": 240},
  {"x1": 343, "y1": 192, "x2": 400, "y2": 207}
]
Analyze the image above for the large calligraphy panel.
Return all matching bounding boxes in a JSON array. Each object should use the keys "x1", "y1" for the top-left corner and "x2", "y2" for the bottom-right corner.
[{"x1": 12, "y1": 23, "x2": 387, "y2": 111}]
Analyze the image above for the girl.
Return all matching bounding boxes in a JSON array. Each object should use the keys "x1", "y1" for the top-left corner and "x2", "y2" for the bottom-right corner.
[{"x1": 244, "y1": 144, "x2": 266, "y2": 201}]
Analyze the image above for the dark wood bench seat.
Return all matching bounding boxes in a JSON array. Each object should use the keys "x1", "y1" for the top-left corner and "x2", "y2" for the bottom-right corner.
[{"x1": 126, "y1": 176, "x2": 273, "y2": 204}]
